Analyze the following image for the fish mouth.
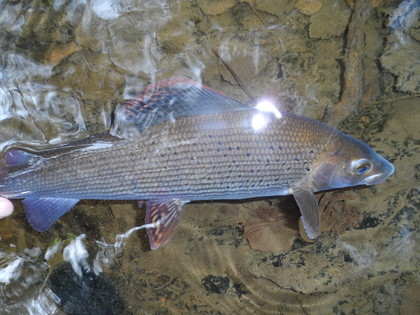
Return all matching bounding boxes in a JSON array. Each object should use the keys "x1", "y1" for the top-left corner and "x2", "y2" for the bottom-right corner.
[
  {"x1": 364, "y1": 158, "x2": 395, "y2": 186},
  {"x1": 364, "y1": 163, "x2": 395, "y2": 186},
  {"x1": 364, "y1": 173, "x2": 387, "y2": 185}
]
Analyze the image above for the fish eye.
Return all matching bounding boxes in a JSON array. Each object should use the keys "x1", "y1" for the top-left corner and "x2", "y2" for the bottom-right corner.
[{"x1": 351, "y1": 159, "x2": 372, "y2": 175}]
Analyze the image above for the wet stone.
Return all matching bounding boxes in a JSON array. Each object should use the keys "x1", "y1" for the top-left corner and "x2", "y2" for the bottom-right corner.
[
  {"x1": 202, "y1": 275, "x2": 230, "y2": 294},
  {"x1": 309, "y1": 0, "x2": 351, "y2": 39},
  {"x1": 49, "y1": 263, "x2": 125, "y2": 315},
  {"x1": 358, "y1": 216, "x2": 383, "y2": 229}
]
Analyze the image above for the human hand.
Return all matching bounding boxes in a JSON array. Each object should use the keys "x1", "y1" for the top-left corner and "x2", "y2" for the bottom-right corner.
[{"x1": 0, "y1": 198, "x2": 13, "y2": 219}]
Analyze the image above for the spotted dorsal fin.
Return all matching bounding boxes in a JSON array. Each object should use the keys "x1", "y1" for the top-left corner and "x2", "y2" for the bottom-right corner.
[{"x1": 111, "y1": 77, "x2": 250, "y2": 138}]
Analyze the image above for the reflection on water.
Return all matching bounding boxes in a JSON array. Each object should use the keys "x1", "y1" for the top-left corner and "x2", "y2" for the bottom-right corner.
[
  {"x1": 0, "y1": 249, "x2": 56, "y2": 314},
  {"x1": 1, "y1": 229, "x2": 138, "y2": 314},
  {"x1": 0, "y1": 0, "x2": 419, "y2": 314}
]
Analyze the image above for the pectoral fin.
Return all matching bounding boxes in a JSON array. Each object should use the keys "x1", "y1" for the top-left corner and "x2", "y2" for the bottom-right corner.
[
  {"x1": 291, "y1": 188, "x2": 320, "y2": 240},
  {"x1": 145, "y1": 199, "x2": 188, "y2": 250},
  {"x1": 23, "y1": 197, "x2": 80, "y2": 232}
]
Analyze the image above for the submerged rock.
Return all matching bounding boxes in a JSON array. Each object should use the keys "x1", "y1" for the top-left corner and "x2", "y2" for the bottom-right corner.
[{"x1": 49, "y1": 263, "x2": 125, "y2": 315}]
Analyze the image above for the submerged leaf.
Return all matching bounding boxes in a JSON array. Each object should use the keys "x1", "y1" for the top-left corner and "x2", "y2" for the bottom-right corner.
[
  {"x1": 319, "y1": 192, "x2": 362, "y2": 235},
  {"x1": 49, "y1": 42, "x2": 81, "y2": 66},
  {"x1": 243, "y1": 206, "x2": 297, "y2": 252}
]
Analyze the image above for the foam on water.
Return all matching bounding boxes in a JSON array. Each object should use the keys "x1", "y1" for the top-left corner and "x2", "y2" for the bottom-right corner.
[
  {"x1": 0, "y1": 255, "x2": 23, "y2": 285},
  {"x1": 94, "y1": 222, "x2": 157, "y2": 274},
  {"x1": 63, "y1": 234, "x2": 90, "y2": 277}
]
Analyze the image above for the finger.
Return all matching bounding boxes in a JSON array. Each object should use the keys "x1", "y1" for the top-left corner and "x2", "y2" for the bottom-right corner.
[{"x1": 0, "y1": 198, "x2": 14, "y2": 219}]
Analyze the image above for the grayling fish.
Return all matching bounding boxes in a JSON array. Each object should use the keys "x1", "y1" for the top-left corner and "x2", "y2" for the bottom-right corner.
[{"x1": 0, "y1": 78, "x2": 394, "y2": 249}]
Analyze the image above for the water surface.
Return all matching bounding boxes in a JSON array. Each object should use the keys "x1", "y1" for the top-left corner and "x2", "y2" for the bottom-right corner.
[{"x1": 0, "y1": 0, "x2": 419, "y2": 314}]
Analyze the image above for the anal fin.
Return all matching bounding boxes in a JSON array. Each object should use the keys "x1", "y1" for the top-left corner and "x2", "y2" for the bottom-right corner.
[
  {"x1": 145, "y1": 199, "x2": 188, "y2": 250},
  {"x1": 23, "y1": 197, "x2": 79, "y2": 232}
]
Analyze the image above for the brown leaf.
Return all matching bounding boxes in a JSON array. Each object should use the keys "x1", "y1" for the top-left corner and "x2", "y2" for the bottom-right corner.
[
  {"x1": 319, "y1": 191, "x2": 362, "y2": 235},
  {"x1": 243, "y1": 207, "x2": 297, "y2": 252},
  {"x1": 295, "y1": 0, "x2": 323, "y2": 15},
  {"x1": 49, "y1": 42, "x2": 81, "y2": 66}
]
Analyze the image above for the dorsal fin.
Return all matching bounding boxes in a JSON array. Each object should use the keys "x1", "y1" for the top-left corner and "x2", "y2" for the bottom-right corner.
[{"x1": 111, "y1": 77, "x2": 250, "y2": 138}]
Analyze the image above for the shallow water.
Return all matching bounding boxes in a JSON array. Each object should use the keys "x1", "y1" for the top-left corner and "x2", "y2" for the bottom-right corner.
[{"x1": 0, "y1": 0, "x2": 419, "y2": 314}]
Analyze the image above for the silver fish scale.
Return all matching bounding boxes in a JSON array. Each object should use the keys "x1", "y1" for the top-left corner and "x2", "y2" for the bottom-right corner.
[{"x1": 2, "y1": 109, "x2": 338, "y2": 201}]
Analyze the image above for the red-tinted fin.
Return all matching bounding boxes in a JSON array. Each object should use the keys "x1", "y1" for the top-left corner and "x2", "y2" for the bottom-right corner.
[
  {"x1": 23, "y1": 197, "x2": 79, "y2": 232},
  {"x1": 145, "y1": 199, "x2": 188, "y2": 250},
  {"x1": 111, "y1": 77, "x2": 250, "y2": 138}
]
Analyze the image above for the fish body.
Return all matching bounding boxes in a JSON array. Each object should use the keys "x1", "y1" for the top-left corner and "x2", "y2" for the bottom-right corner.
[
  {"x1": 0, "y1": 78, "x2": 394, "y2": 248},
  {"x1": 2, "y1": 110, "x2": 338, "y2": 200}
]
